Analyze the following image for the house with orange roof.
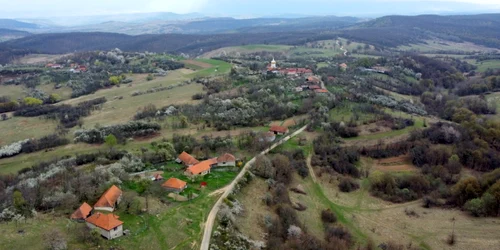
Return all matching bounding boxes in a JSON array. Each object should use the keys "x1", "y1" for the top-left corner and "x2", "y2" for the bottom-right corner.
[
  {"x1": 176, "y1": 151, "x2": 200, "y2": 166},
  {"x1": 85, "y1": 212, "x2": 124, "y2": 240},
  {"x1": 70, "y1": 202, "x2": 92, "y2": 221},
  {"x1": 94, "y1": 185, "x2": 122, "y2": 212},
  {"x1": 339, "y1": 63, "x2": 348, "y2": 71},
  {"x1": 216, "y1": 153, "x2": 236, "y2": 167},
  {"x1": 185, "y1": 159, "x2": 218, "y2": 177},
  {"x1": 314, "y1": 89, "x2": 329, "y2": 94},
  {"x1": 162, "y1": 177, "x2": 188, "y2": 192},
  {"x1": 270, "y1": 125, "x2": 289, "y2": 135}
]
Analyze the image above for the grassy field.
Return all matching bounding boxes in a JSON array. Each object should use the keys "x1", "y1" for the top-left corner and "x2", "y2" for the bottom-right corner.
[
  {"x1": 187, "y1": 59, "x2": 231, "y2": 77},
  {"x1": 473, "y1": 60, "x2": 500, "y2": 72},
  {"x1": 313, "y1": 158, "x2": 500, "y2": 250},
  {"x1": 0, "y1": 116, "x2": 59, "y2": 145},
  {"x1": 398, "y1": 40, "x2": 499, "y2": 53},
  {"x1": 0, "y1": 84, "x2": 27, "y2": 100}
]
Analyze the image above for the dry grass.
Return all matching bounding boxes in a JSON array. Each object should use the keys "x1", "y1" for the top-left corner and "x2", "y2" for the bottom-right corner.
[
  {"x1": 13, "y1": 54, "x2": 72, "y2": 64},
  {"x1": 234, "y1": 177, "x2": 269, "y2": 242},
  {"x1": 372, "y1": 155, "x2": 419, "y2": 173},
  {"x1": 0, "y1": 116, "x2": 58, "y2": 145},
  {"x1": 313, "y1": 160, "x2": 500, "y2": 250},
  {"x1": 289, "y1": 174, "x2": 327, "y2": 240}
]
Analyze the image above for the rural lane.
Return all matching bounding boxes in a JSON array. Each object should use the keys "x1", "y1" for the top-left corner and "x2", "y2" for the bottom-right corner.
[{"x1": 200, "y1": 124, "x2": 308, "y2": 250}]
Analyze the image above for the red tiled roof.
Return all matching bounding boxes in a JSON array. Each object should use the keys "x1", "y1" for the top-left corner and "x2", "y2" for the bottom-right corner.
[
  {"x1": 186, "y1": 160, "x2": 213, "y2": 175},
  {"x1": 315, "y1": 89, "x2": 329, "y2": 93},
  {"x1": 71, "y1": 202, "x2": 92, "y2": 220},
  {"x1": 94, "y1": 185, "x2": 122, "y2": 209},
  {"x1": 178, "y1": 151, "x2": 199, "y2": 166},
  {"x1": 162, "y1": 178, "x2": 187, "y2": 190},
  {"x1": 86, "y1": 212, "x2": 123, "y2": 231},
  {"x1": 217, "y1": 153, "x2": 236, "y2": 163},
  {"x1": 270, "y1": 125, "x2": 288, "y2": 133}
]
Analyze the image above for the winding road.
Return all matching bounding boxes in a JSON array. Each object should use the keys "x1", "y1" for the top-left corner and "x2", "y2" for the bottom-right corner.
[{"x1": 200, "y1": 125, "x2": 309, "y2": 250}]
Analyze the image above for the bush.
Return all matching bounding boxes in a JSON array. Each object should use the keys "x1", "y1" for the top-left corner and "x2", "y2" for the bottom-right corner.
[
  {"x1": 338, "y1": 177, "x2": 360, "y2": 193},
  {"x1": 74, "y1": 121, "x2": 161, "y2": 144},
  {"x1": 321, "y1": 209, "x2": 337, "y2": 223}
]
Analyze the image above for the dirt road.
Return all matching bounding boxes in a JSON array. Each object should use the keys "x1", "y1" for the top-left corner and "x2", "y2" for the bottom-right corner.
[{"x1": 200, "y1": 125, "x2": 308, "y2": 250}]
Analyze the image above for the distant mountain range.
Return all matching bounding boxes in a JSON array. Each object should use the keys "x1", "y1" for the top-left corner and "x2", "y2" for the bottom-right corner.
[
  {"x1": 0, "y1": 15, "x2": 361, "y2": 35},
  {"x1": 1, "y1": 13, "x2": 500, "y2": 64},
  {"x1": 0, "y1": 19, "x2": 38, "y2": 30}
]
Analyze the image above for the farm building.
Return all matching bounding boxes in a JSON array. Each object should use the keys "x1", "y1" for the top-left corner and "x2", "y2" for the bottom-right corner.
[
  {"x1": 85, "y1": 212, "x2": 123, "y2": 240},
  {"x1": 259, "y1": 131, "x2": 277, "y2": 142},
  {"x1": 217, "y1": 153, "x2": 236, "y2": 167},
  {"x1": 162, "y1": 178, "x2": 188, "y2": 193},
  {"x1": 70, "y1": 202, "x2": 92, "y2": 221},
  {"x1": 314, "y1": 89, "x2": 329, "y2": 94},
  {"x1": 270, "y1": 125, "x2": 289, "y2": 135},
  {"x1": 151, "y1": 173, "x2": 164, "y2": 181},
  {"x1": 185, "y1": 159, "x2": 216, "y2": 177},
  {"x1": 176, "y1": 151, "x2": 200, "y2": 166},
  {"x1": 94, "y1": 185, "x2": 122, "y2": 212}
]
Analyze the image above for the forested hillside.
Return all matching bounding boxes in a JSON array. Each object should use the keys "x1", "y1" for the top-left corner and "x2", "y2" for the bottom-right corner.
[
  {"x1": 343, "y1": 14, "x2": 500, "y2": 48},
  {"x1": 0, "y1": 31, "x2": 339, "y2": 61}
]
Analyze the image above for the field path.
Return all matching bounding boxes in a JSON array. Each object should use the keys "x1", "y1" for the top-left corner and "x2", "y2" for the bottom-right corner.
[
  {"x1": 200, "y1": 125, "x2": 308, "y2": 250},
  {"x1": 306, "y1": 154, "x2": 318, "y2": 183}
]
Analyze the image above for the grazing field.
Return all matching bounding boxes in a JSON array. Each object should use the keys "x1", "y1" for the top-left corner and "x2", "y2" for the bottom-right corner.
[
  {"x1": 312, "y1": 159, "x2": 500, "y2": 250},
  {"x1": 188, "y1": 59, "x2": 232, "y2": 77},
  {"x1": 397, "y1": 40, "x2": 499, "y2": 53},
  {"x1": 474, "y1": 60, "x2": 500, "y2": 72},
  {"x1": 0, "y1": 84, "x2": 27, "y2": 100},
  {"x1": 13, "y1": 54, "x2": 72, "y2": 65},
  {"x1": 0, "y1": 116, "x2": 58, "y2": 145}
]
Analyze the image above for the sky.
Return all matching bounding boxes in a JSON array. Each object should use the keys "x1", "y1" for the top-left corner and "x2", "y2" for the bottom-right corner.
[{"x1": 1, "y1": 0, "x2": 500, "y2": 18}]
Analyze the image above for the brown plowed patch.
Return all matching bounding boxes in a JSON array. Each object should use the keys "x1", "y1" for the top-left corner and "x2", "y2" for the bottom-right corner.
[
  {"x1": 373, "y1": 155, "x2": 418, "y2": 172},
  {"x1": 182, "y1": 60, "x2": 212, "y2": 69}
]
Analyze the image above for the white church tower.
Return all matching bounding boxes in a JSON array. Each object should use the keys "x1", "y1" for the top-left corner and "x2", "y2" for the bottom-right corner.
[{"x1": 270, "y1": 58, "x2": 277, "y2": 69}]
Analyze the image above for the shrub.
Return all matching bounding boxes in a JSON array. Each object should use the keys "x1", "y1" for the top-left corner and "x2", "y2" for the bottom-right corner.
[
  {"x1": 321, "y1": 209, "x2": 337, "y2": 223},
  {"x1": 338, "y1": 177, "x2": 360, "y2": 193}
]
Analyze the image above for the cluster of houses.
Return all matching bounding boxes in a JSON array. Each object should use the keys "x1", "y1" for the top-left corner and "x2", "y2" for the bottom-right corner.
[
  {"x1": 71, "y1": 185, "x2": 124, "y2": 240},
  {"x1": 159, "y1": 152, "x2": 237, "y2": 194},
  {"x1": 295, "y1": 75, "x2": 329, "y2": 94},
  {"x1": 265, "y1": 58, "x2": 313, "y2": 77}
]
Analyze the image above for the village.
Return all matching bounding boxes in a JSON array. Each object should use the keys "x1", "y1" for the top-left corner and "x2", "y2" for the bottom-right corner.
[{"x1": 66, "y1": 121, "x2": 296, "y2": 241}]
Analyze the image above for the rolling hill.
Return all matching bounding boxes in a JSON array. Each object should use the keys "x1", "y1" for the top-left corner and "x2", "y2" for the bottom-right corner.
[
  {"x1": 0, "y1": 19, "x2": 38, "y2": 30},
  {"x1": 342, "y1": 14, "x2": 500, "y2": 48}
]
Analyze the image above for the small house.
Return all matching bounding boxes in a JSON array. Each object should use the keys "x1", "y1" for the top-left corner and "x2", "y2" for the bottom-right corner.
[
  {"x1": 217, "y1": 153, "x2": 236, "y2": 167},
  {"x1": 70, "y1": 202, "x2": 92, "y2": 221},
  {"x1": 94, "y1": 185, "x2": 122, "y2": 212},
  {"x1": 306, "y1": 76, "x2": 321, "y2": 84},
  {"x1": 314, "y1": 89, "x2": 329, "y2": 94},
  {"x1": 270, "y1": 125, "x2": 289, "y2": 135},
  {"x1": 308, "y1": 85, "x2": 321, "y2": 90},
  {"x1": 85, "y1": 212, "x2": 123, "y2": 240},
  {"x1": 151, "y1": 173, "x2": 164, "y2": 181},
  {"x1": 176, "y1": 151, "x2": 199, "y2": 167},
  {"x1": 339, "y1": 63, "x2": 348, "y2": 71},
  {"x1": 185, "y1": 160, "x2": 213, "y2": 177},
  {"x1": 162, "y1": 178, "x2": 188, "y2": 193}
]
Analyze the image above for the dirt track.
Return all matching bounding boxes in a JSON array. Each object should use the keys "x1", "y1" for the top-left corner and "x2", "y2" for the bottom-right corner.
[{"x1": 200, "y1": 125, "x2": 308, "y2": 250}]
